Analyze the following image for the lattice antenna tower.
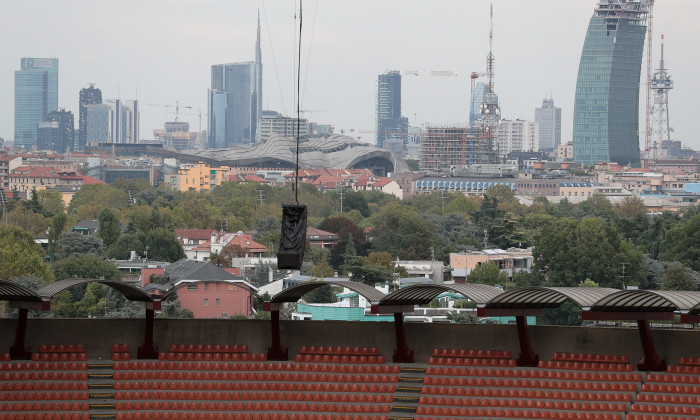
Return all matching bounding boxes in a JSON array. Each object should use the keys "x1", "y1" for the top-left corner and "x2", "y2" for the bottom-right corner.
[
  {"x1": 644, "y1": 0, "x2": 655, "y2": 153},
  {"x1": 651, "y1": 34, "x2": 674, "y2": 153}
]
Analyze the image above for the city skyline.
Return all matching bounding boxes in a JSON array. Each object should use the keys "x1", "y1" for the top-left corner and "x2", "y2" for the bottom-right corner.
[{"x1": 1, "y1": 1, "x2": 699, "y2": 152}]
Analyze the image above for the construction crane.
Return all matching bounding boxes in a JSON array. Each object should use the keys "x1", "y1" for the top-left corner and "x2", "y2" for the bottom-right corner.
[
  {"x1": 644, "y1": 0, "x2": 655, "y2": 154},
  {"x1": 147, "y1": 101, "x2": 193, "y2": 122},
  {"x1": 298, "y1": 109, "x2": 326, "y2": 118}
]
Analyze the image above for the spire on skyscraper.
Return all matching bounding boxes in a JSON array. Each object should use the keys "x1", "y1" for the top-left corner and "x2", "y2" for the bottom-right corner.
[{"x1": 255, "y1": 10, "x2": 261, "y2": 65}]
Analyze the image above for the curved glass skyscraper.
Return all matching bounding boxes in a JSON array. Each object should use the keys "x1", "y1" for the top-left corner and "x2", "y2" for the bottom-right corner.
[{"x1": 573, "y1": 0, "x2": 649, "y2": 167}]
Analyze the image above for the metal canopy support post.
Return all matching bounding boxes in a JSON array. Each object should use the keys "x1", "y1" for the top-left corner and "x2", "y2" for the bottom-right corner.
[
  {"x1": 515, "y1": 315, "x2": 539, "y2": 367},
  {"x1": 636, "y1": 319, "x2": 667, "y2": 371},
  {"x1": 10, "y1": 308, "x2": 31, "y2": 360},
  {"x1": 138, "y1": 302, "x2": 160, "y2": 359},
  {"x1": 392, "y1": 312, "x2": 414, "y2": 363},
  {"x1": 264, "y1": 302, "x2": 288, "y2": 361}
]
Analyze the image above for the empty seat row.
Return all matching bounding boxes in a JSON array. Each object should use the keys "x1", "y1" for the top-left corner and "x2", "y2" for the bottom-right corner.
[
  {"x1": 114, "y1": 401, "x2": 391, "y2": 413},
  {"x1": 0, "y1": 391, "x2": 88, "y2": 401},
  {"x1": 0, "y1": 356, "x2": 9, "y2": 362},
  {"x1": 641, "y1": 383, "x2": 700, "y2": 395},
  {"x1": 0, "y1": 362, "x2": 87, "y2": 372},
  {"x1": 0, "y1": 402, "x2": 90, "y2": 411},
  {"x1": 420, "y1": 385, "x2": 633, "y2": 402},
  {"x1": 425, "y1": 366, "x2": 642, "y2": 382},
  {"x1": 418, "y1": 396, "x2": 626, "y2": 412},
  {"x1": 31, "y1": 353, "x2": 87, "y2": 362},
  {"x1": 114, "y1": 390, "x2": 394, "y2": 403},
  {"x1": 0, "y1": 382, "x2": 89, "y2": 392},
  {"x1": 667, "y1": 365, "x2": 700, "y2": 374},
  {"x1": 39, "y1": 345, "x2": 85, "y2": 354},
  {"x1": 631, "y1": 403, "x2": 700, "y2": 416},
  {"x1": 294, "y1": 354, "x2": 385, "y2": 364},
  {"x1": 551, "y1": 352, "x2": 629, "y2": 364},
  {"x1": 678, "y1": 357, "x2": 700, "y2": 366},
  {"x1": 112, "y1": 352, "x2": 131, "y2": 361},
  {"x1": 538, "y1": 361, "x2": 634, "y2": 372},
  {"x1": 114, "y1": 361, "x2": 398, "y2": 374},
  {"x1": 422, "y1": 376, "x2": 636, "y2": 392},
  {"x1": 114, "y1": 372, "x2": 397, "y2": 385},
  {"x1": 0, "y1": 414, "x2": 89, "y2": 420},
  {"x1": 299, "y1": 346, "x2": 378, "y2": 356},
  {"x1": 170, "y1": 344, "x2": 248, "y2": 353},
  {"x1": 0, "y1": 371, "x2": 88, "y2": 382},
  {"x1": 414, "y1": 410, "x2": 622, "y2": 420},
  {"x1": 112, "y1": 344, "x2": 129, "y2": 353},
  {"x1": 159, "y1": 353, "x2": 267, "y2": 362},
  {"x1": 114, "y1": 381, "x2": 396, "y2": 394},
  {"x1": 647, "y1": 373, "x2": 700, "y2": 385},
  {"x1": 432, "y1": 349, "x2": 511, "y2": 359},
  {"x1": 627, "y1": 415, "x2": 699, "y2": 420},
  {"x1": 636, "y1": 393, "x2": 700, "y2": 405},
  {"x1": 115, "y1": 413, "x2": 387, "y2": 420},
  {"x1": 428, "y1": 357, "x2": 516, "y2": 367}
]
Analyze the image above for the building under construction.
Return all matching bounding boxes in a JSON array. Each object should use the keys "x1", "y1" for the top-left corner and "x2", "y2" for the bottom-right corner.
[{"x1": 419, "y1": 5, "x2": 501, "y2": 173}]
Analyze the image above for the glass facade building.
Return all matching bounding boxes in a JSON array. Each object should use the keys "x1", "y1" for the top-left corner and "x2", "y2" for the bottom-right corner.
[
  {"x1": 14, "y1": 58, "x2": 59, "y2": 148},
  {"x1": 376, "y1": 71, "x2": 407, "y2": 150},
  {"x1": 78, "y1": 84, "x2": 102, "y2": 151},
  {"x1": 207, "y1": 16, "x2": 262, "y2": 148},
  {"x1": 573, "y1": 0, "x2": 649, "y2": 166},
  {"x1": 535, "y1": 98, "x2": 561, "y2": 152}
]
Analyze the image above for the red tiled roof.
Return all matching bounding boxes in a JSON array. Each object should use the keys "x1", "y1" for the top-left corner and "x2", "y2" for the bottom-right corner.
[
  {"x1": 243, "y1": 174, "x2": 269, "y2": 183},
  {"x1": 77, "y1": 175, "x2": 105, "y2": 185},
  {"x1": 228, "y1": 234, "x2": 268, "y2": 253},
  {"x1": 10, "y1": 166, "x2": 60, "y2": 177},
  {"x1": 372, "y1": 177, "x2": 393, "y2": 188}
]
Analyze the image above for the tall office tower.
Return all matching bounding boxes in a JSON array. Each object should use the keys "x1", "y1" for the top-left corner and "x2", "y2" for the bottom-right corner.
[
  {"x1": 535, "y1": 98, "x2": 561, "y2": 152},
  {"x1": 78, "y1": 84, "x2": 102, "y2": 151},
  {"x1": 208, "y1": 15, "x2": 262, "y2": 148},
  {"x1": 573, "y1": 0, "x2": 649, "y2": 166},
  {"x1": 85, "y1": 99, "x2": 139, "y2": 144},
  {"x1": 376, "y1": 71, "x2": 408, "y2": 150},
  {"x1": 496, "y1": 119, "x2": 539, "y2": 157},
  {"x1": 37, "y1": 109, "x2": 74, "y2": 153},
  {"x1": 14, "y1": 58, "x2": 59, "y2": 149}
]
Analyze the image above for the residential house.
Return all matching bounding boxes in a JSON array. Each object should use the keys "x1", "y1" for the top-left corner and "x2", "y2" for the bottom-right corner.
[
  {"x1": 450, "y1": 248, "x2": 533, "y2": 283},
  {"x1": 306, "y1": 228, "x2": 340, "y2": 249}
]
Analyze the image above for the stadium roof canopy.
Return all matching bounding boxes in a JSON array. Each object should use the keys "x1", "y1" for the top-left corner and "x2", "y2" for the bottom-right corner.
[
  {"x1": 37, "y1": 278, "x2": 154, "y2": 302},
  {"x1": 0, "y1": 280, "x2": 42, "y2": 302},
  {"x1": 270, "y1": 280, "x2": 386, "y2": 305},
  {"x1": 152, "y1": 134, "x2": 409, "y2": 174},
  {"x1": 589, "y1": 289, "x2": 700, "y2": 314},
  {"x1": 377, "y1": 284, "x2": 503, "y2": 307},
  {"x1": 482, "y1": 286, "x2": 620, "y2": 312}
]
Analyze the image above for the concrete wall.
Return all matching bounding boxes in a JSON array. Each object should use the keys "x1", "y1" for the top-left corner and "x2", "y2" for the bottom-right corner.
[{"x1": 0, "y1": 318, "x2": 698, "y2": 364}]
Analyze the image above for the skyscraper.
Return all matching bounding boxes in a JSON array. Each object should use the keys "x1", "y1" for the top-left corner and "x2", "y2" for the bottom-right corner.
[
  {"x1": 85, "y1": 99, "x2": 139, "y2": 144},
  {"x1": 573, "y1": 0, "x2": 649, "y2": 166},
  {"x1": 38, "y1": 109, "x2": 74, "y2": 153},
  {"x1": 208, "y1": 15, "x2": 262, "y2": 148},
  {"x1": 535, "y1": 98, "x2": 561, "y2": 152},
  {"x1": 376, "y1": 71, "x2": 407, "y2": 150},
  {"x1": 78, "y1": 84, "x2": 102, "y2": 151},
  {"x1": 14, "y1": 58, "x2": 59, "y2": 149}
]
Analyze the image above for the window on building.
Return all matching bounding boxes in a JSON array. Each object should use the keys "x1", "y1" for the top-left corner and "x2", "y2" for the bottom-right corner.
[
  {"x1": 216, "y1": 299, "x2": 220, "y2": 307},
  {"x1": 205, "y1": 283, "x2": 209, "y2": 291},
  {"x1": 204, "y1": 298, "x2": 209, "y2": 306},
  {"x1": 187, "y1": 283, "x2": 197, "y2": 290}
]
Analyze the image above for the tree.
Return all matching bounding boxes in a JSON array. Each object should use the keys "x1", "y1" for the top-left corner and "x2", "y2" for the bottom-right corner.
[
  {"x1": 541, "y1": 301, "x2": 582, "y2": 326},
  {"x1": 662, "y1": 262, "x2": 694, "y2": 291},
  {"x1": 52, "y1": 254, "x2": 121, "y2": 282},
  {"x1": 36, "y1": 189, "x2": 65, "y2": 218},
  {"x1": 7, "y1": 206, "x2": 49, "y2": 236},
  {"x1": 659, "y1": 214, "x2": 700, "y2": 271},
  {"x1": 106, "y1": 232, "x2": 147, "y2": 260},
  {"x1": 54, "y1": 232, "x2": 104, "y2": 260},
  {"x1": 614, "y1": 196, "x2": 648, "y2": 219},
  {"x1": 467, "y1": 262, "x2": 507, "y2": 286},
  {"x1": 48, "y1": 212, "x2": 67, "y2": 258},
  {"x1": 216, "y1": 244, "x2": 248, "y2": 267},
  {"x1": 311, "y1": 261, "x2": 334, "y2": 279},
  {"x1": 443, "y1": 194, "x2": 480, "y2": 216},
  {"x1": 343, "y1": 190, "x2": 370, "y2": 217},
  {"x1": 0, "y1": 226, "x2": 54, "y2": 283},
  {"x1": 144, "y1": 228, "x2": 186, "y2": 262},
  {"x1": 370, "y1": 205, "x2": 436, "y2": 260},
  {"x1": 533, "y1": 217, "x2": 643, "y2": 288},
  {"x1": 98, "y1": 208, "x2": 122, "y2": 248}
]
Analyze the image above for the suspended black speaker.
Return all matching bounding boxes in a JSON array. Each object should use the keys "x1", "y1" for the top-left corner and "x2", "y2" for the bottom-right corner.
[{"x1": 277, "y1": 204, "x2": 307, "y2": 269}]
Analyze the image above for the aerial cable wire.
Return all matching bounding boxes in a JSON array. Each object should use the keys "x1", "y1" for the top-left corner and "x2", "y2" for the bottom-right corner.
[
  {"x1": 294, "y1": 0, "x2": 303, "y2": 204},
  {"x1": 301, "y1": 0, "x2": 318, "y2": 105},
  {"x1": 260, "y1": 0, "x2": 287, "y2": 115}
]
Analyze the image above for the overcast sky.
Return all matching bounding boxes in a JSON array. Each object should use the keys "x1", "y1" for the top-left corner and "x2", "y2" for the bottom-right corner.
[{"x1": 1, "y1": 0, "x2": 698, "y2": 150}]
